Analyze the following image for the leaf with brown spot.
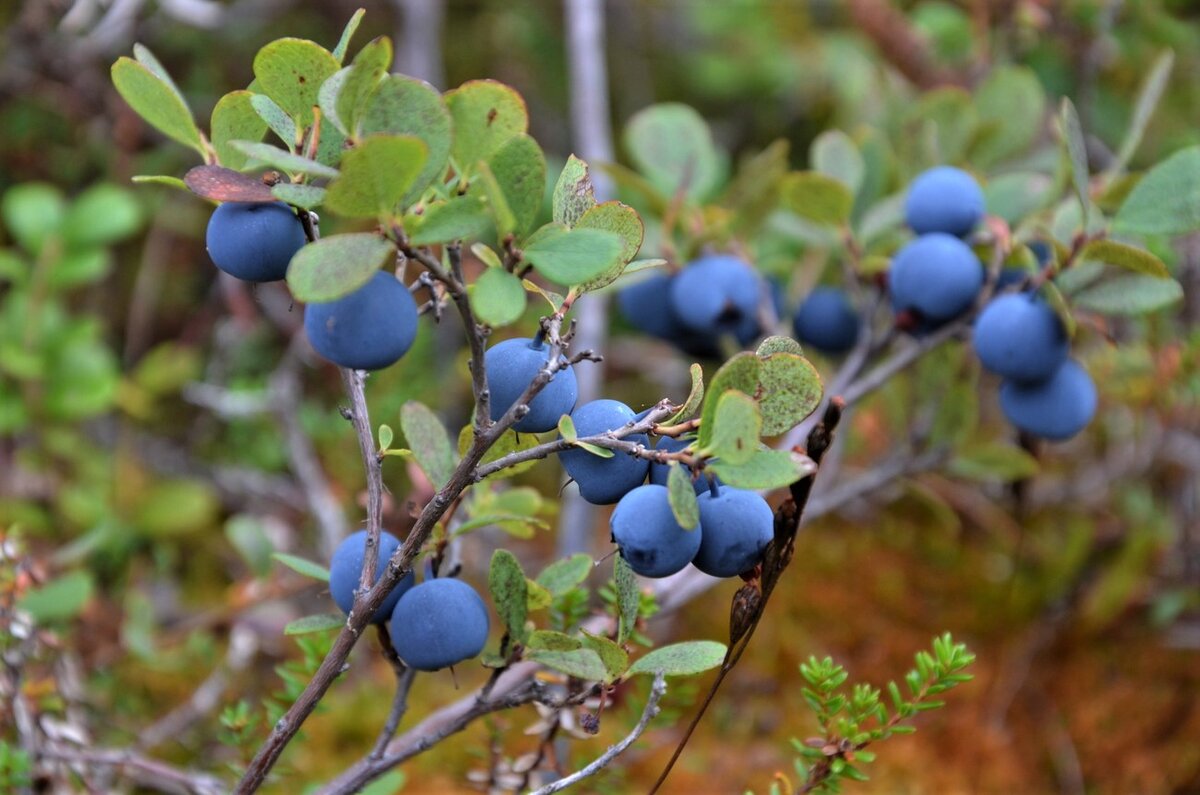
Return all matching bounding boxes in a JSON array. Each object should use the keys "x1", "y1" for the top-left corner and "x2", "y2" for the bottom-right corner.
[{"x1": 183, "y1": 165, "x2": 275, "y2": 203}]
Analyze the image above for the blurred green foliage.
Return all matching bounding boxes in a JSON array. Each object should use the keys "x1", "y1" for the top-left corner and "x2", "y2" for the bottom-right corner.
[{"x1": 1, "y1": 1, "x2": 1198, "y2": 792}]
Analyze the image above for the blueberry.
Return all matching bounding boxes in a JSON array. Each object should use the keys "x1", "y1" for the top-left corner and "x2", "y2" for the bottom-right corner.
[
  {"x1": 792, "y1": 286, "x2": 860, "y2": 355},
  {"x1": 618, "y1": 272, "x2": 729, "y2": 357},
  {"x1": 889, "y1": 233, "x2": 983, "y2": 323},
  {"x1": 390, "y1": 578, "x2": 490, "y2": 671},
  {"x1": 617, "y1": 273, "x2": 683, "y2": 340},
  {"x1": 904, "y1": 166, "x2": 985, "y2": 237},
  {"x1": 610, "y1": 484, "x2": 702, "y2": 578},
  {"x1": 206, "y1": 201, "x2": 306, "y2": 282},
  {"x1": 668, "y1": 255, "x2": 764, "y2": 341},
  {"x1": 559, "y1": 399, "x2": 650, "y2": 505},
  {"x1": 328, "y1": 529, "x2": 415, "y2": 624},
  {"x1": 973, "y1": 293, "x2": 1068, "y2": 382},
  {"x1": 691, "y1": 487, "x2": 774, "y2": 578},
  {"x1": 648, "y1": 436, "x2": 717, "y2": 495},
  {"x1": 484, "y1": 337, "x2": 579, "y2": 433},
  {"x1": 999, "y1": 359, "x2": 1097, "y2": 441},
  {"x1": 304, "y1": 270, "x2": 419, "y2": 370}
]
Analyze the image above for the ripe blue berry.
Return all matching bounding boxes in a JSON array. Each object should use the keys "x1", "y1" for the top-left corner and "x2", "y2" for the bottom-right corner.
[
  {"x1": 668, "y1": 255, "x2": 765, "y2": 341},
  {"x1": 484, "y1": 337, "x2": 579, "y2": 433},
  {"x1": 390, "y1": 578, "x2": 490, "y2": 671},
  {"x1": 206, "y1": 201, "x2": 306, "y2": 282},
  {"x1": 304, "y1": 270, "x2": 420, "y2": 371},
  {"x1": 905, "y1": 166, "x2": 985, "y2": 237},
  {"x1": 610, "y1": 484, "x2": 702, "y2": 578},
  {"x1": 617, "y1": 273, "x2": 682, "y2": 341},
  {"x1": 691, "y1": 487, "x2": 774, "y2": 578},
  {"x1": 792, "y1": 286, "x2": 860, "y2": 355},
  {"x1": 973, "y1": 293, "x2": 1068, "y2": 382},
  {"x1": 559, "y1": 399, "x2": 650, "y2": 505},
  {"x1": 999, "y1": 359, "x2": 1097, "y2": 441},
  {"x1": 328, "y1": 529, "x2": 415, "y2": 624},
  {"x1": 889, "y1": 233, "x2": 983, "y2": 323}
]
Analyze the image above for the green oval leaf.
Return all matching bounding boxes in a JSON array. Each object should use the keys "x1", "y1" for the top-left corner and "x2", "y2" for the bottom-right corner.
[
  {"x1": 758, "y1": 352, "x2": 824, "y2": 436},
  {"x1": 1073, "y1": 274, "x2": 1184, "y2": 316},
  {"x1": 572, "y1": 201, "x2": 645, "y2": 292},
  {"x1": 489, "y1": 134, "x2": 546, "y2": 238},
  {"x1": 581, "y1": 631, "x2": 629, "y2": 682},
  {"x1": 522, "y1": 225, "x2": 624, "y2": 287},
  {"x1": 407, "y1": 195, "x2": 492, "y2": 246},
  {"x1": 212, "y1": 91, "x2": 268, "y2": 170},
  {"x1": 756, "y1": 336, "x2": 803, "y2": 358},
  {"x1": 489, "y1": 549, "x2": 529, "y2": 645},
  {"x1": 781, "y1": 171, "x2": 853, "y2": 227},
  {"x1": 665, "y1": 363, "x2": 705, "y2": 424},
  {"x1": 1111, "y1": 50, "x2": 1174, "y2": 177},
  {"x1": 970, "y1": 65, "x2": 1045, "y2": 168},
  {"x1": 696, "y1": 353, "x2": 761, "y2": 449},
  {"x1": 526, "y1": 579, "x2": 553, "y2": 611},
  {"x1": 667, "y1": 463, "x2": 700, "y2": 530},
  {"x1": 284, "y1": 613, "x2": 345, "y2": 635},
  {"x1": 361, "y1": 75, "x2": 452, "y2": 206},
  {"x1": 324, "y1": 134, "x2": 428, "y2": 218},
  {"x1": 536, "y1": 554, "x2": 593, "y2": 595},
  {"x1": 272, "y1": 183, "x2": 326, "y2": 210},
  {"x1": 552, "y1": 155, "x2": 597, "y2": 228},
  {"x1": 627, "y1": 640, "x2": 727, "y2": 677},
  {"x1": 287, "y1": 234, "x2": 393, "y2": 303},
  {"x1": 331, "y1": 8, "x2": 366, "y2": 64},
  {"x1": 445, "y1": 79, "x2": 529, "y2": 173},
  {"x1": 252, "y1": 38, "x2": 340, "y2": 127},
  {"x1": 230, "y1": 141, "x2": 339, "y2": 179},
  {"x1": 529, "y1": 647, "x2": 609, "y2": 681},
  {"x1": 64, "y1": 184, "x2": 142, "y2": 248},
  {"x1": 400, "y1": 400, "x2": 456, "y2": 489},
  {"x1": 623, "y1": 103, "x2": 721, "y2": 202},
  {"x1": 811, "y1": 131, "x2": 864, "y2": 195},
  {"x1": 271, "y1": 552, "x2": 330, "y2": 582},
  {"x1": 557, "y1": 412, "x2": 578, "y2": 442},
  {"x1": 249, "y1": 93, "x2": 297, "y2": 147},
  {"x1": 111, "y1": 57, "x2": 205, "y2": 157},
  {"x1": 704, "y1": 391, "x2": 762, "y2": 465},
  {"x1": 709, "y1": 449, "x2": 817, "y2": 490},
  {"x1": 468, "y1": 267, "x2": 525, "y2": 329},
  {"x1": 526, "y1": 630, "x2": 583, "y2": 652},
  {"x1": 1114, "y1": 146, "x2": 1200, "y2": 236},
  {"x1": 948, "y1": 442, "x2": 1040, "y2": 482},
  {"x1": 1060, "y1": 98, "x2": 1090, "y2": 225},
  {"x1": 17, "y1": 570, "x2": 94, "y2": 623},
  {"x1": 1080, "y1": 239, "x2": 1169, "y2": 278},
  {"x1": 338, "y1": 36, "x2": 392, "y2": 138},
  {"x1": 614, "y1": 556, "x2": 640, "y2": 645}
]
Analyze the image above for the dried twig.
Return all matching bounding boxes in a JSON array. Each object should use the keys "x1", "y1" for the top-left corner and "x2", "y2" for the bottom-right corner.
[{"x1": 528, "y1": 673, "x2": 667, "y2": 795}]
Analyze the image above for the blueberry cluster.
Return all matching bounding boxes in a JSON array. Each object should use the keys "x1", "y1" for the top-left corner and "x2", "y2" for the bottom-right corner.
[
  {"x1": 205, "y1": 202, "x2": 419, "y2": 372},
  {"x1": 973, "y1": 292, "x2": 1096, "y2": 441},
  {"x1": 617, "y1": 254, "x2": 771, "y2": 357},
  {"x1": 892, "y1": 167, "x2": 986, "y2": 329},
  {"x1": 898, "y1": 167, "x2": 1096, "y2": 441},
  {"x1": 610, "y1": 481, "x2": 774, "y2": 579},
  {"x1": 329, "y1": 531, "x2": 490, "y2": 672}
]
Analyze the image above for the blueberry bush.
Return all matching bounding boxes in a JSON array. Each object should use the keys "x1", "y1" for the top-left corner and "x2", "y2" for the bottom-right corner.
[{"x1": 2, "y1": 3, "x2": 1199, "y2": 793}]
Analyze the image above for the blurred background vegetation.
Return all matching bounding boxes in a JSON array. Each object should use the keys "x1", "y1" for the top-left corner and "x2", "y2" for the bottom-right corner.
[{"x1": 1, "y1": 1, "x2": 1199, "y2": 792}]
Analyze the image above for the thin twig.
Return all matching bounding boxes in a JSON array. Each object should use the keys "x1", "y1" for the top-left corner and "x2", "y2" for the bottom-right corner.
[
  {"x1": 528, "y1": 673, "x2": 667, "y2": 795},
  {"x1": 37, "y1": 743, "x2": 226, "y2": 795}
]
